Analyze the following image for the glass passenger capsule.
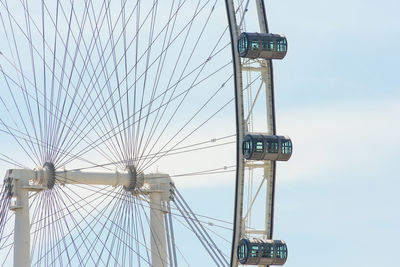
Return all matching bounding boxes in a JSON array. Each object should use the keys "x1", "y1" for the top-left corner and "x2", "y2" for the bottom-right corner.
[
  {"x1": 237, "y1": 238, "x2": 288, "y2": 266},
  {"x1": 242, "y1": 134, "x2": 292, "y2": 161},
  {"x1": 238, "y1": 32, "x2": 288, "y2": 59}
]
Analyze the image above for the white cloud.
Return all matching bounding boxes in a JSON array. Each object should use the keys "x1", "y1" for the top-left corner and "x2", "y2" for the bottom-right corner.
[{"x1": 277, "y1": 98, "x2": 400, "y2": 182}]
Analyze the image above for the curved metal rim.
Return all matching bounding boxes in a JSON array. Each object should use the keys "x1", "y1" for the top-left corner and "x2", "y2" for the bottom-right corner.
[{"x1": 225, "y1": 0, "x2": 278, "y2": 266}]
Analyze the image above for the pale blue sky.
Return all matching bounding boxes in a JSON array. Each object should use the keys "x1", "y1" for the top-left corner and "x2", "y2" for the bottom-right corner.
[
  {"x1": 249, "y1": 1, "x2": 400, "y2": 266},
  {"x1": 0, "y1": 0, "x2": 399, "y2": 266}
]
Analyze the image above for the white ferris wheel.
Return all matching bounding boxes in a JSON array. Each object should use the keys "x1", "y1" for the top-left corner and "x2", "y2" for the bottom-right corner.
[{"x1": 0, "y1": 0, "x2": 292, "y2": 266}]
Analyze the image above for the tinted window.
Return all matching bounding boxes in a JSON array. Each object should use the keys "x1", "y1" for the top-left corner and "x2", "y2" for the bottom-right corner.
[
  {"x1": 238, "y1": 243, "x2": 248, "y2": 261},
  {"x1": 251, "y1": 40, "x2": 260, "y2": 50},
  {"x1": 267, "y1": 140, "x2": 278, "y2": 153},
  {"x1": 262, "y1": 243, "x2": 274, "y2": 258},
  {"x1": 281, "y1": 140, "x2": 292, "y2": 154},
  {"x1": 238, "y1": 35, "x2": 248, "y2": 55},
  {"x1": 256, "y1": 141, "x2": 264, "y2": 152},
  {"x1": 276, "y1": 244, "x2": 287, "y2": 259},
  {"x1": 250, "y1": 244, "x2": 259, "y2": 257},
  {"x1": 262, "y1": 39, "x2": 274, "y2": 51},
  {"x1": 276, "y1": 38, "x2": 287, "y2": 52}
]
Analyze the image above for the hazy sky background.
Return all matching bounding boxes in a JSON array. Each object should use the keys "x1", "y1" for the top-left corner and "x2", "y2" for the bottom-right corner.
[
  {"x1": 251, "y1": 0, "x2": 400, "y2": 266},
  {"x1": 0, "y1": 0, "x2": 399, "y2": 266}
]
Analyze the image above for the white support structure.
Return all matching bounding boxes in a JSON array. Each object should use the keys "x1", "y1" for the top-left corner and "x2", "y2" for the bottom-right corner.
[
  {"x1": 150, "y1": 192, "x2": 168, "y2": 267},
  {"x1": 226, "y1": 0, "x2": 284, "y2": 266},
  {"x1": 146, "y1": 173, "x2": 172, "y2": 267},
  {"x1": 5, "y1": 168, "x2": 172, "y2": 267},
  {"x1": 9, "y1": 175, "x2": 30, "y2": 267},
  {"x1": 56, "y1": 170, "x2": 132, "y2": 186},
  {"x1": 265, "y1": 165, "x2": 274, "y2": 239}
]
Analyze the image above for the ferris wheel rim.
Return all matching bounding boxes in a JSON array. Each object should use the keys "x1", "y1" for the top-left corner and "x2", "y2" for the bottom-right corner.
[{"x1": 225, "y1": 0, "x2": 285, "y2": 266}]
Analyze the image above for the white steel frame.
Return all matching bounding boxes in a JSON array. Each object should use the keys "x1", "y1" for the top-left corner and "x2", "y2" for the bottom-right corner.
[
  {"x1": 226, "y1": 0, "x2": 279, "y2": 266},
  {"x1": 6, "y1": 168, "x2": 172, "y2": 267}
]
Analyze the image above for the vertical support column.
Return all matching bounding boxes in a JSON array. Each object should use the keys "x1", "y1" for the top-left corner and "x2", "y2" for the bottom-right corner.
[
  {"x1": 149, "y1": 192, "x2": 167, "y2": 267},
  {"x1": 13, "y1": 180, "x2": 30, "y2": 267},
  {"x1": 264, "y1": 163, "x2": 274, "y2": 239}
]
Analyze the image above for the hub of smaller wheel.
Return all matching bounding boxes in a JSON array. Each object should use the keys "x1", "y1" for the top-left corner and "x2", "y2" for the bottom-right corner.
[
  {"x1": 43, "y1": 162, "x2": 56, "y2": 189},
  {"x1": 124, "y1": 165, "x2": 144, "y2": 191},
  {"x1": 34, "y1": 162, "x2": 56, "y2": 189}
]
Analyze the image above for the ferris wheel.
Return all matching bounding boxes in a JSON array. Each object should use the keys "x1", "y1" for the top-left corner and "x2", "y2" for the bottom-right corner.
[{"x1": 0, "y1": 1, "x2": 291, "y2": 266}]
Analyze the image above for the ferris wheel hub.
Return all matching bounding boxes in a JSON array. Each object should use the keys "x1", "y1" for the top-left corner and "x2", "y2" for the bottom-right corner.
[
  {"x1": 43, "y1": 162, "x2": 55, "y2": 189},
  {"x1": 124, "y1": 165, "x2": 144, "y2": 191},
  {"x1": 33, "y1": 162, "x2": 56, "y2": 189}
]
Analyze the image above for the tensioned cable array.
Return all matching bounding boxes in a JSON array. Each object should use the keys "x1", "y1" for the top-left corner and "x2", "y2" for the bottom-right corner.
[{"x1": 0, "y1": 0, "x2": 252, "y2": 266}]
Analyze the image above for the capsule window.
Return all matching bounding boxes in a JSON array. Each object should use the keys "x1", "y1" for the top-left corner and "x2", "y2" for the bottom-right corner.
[
  {"x1": 281, "y1": 140, "x2": 292, "y2": 154},
  {"x1": 237, "y1": 242, "x2": 247, "y2": 261},
  {"x1": 238, "y1": 36, "x2": 248, "y2": 55},
  {"x1": 267, "y1": 140, "x2": 278, "y2": 153},
  {"x1": 251, "y1": 40, "x2": 260, "y2": 50},
  {"x1": 243, "y1": 139, "x2": 252, "y2": 156},
  {"x1": 250, "y1": 244, "x2": 259, "y2": 257},
  {"x1": 262, "y1": 39, "x2": 274, "y2": 51},
  {"x1": 262, "y1": 243, "x2": 274, "y2": 258},
  {"x1": 256, "y1": 141, "x2": 264, "y2": 152},
  {"x1": 276, "y1": 38, "x2": 287, "y2": 52},
  {"x1": 276, "y1": 244, "x2": 287, "y2": 259}
]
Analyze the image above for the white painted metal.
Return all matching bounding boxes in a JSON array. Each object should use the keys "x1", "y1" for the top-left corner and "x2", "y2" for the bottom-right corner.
[
  {"x1": 55, "y1": 170, "x2": 131, "y2": 186},
  {"x1": 7, "y1": 169, "x2": 37, "y2": 183},
  {"x1": 6, "y1": 169, "x2": 48, "y2": 267},
  {"x1": 254, "y1": 0, "x2": 277, "y2": 241},
  {"x1": 149, "y1": 192, "x2": 168, "y2": 267},
  {"x1": 265, "y1": 164, "x2": 274, "y2": 239},
  {"x1": 245, "y1": 81, "x2": 264, "y2": 123},
  {"x1": 245, "y1": 229, "x2": 269, "y2": 235},
  {"x1": 242, "y1": 0, "x2": 276, "y2": 242},
  {"x1": 243, "y1": 177, "x2": 266, "y2": 221},
  {"x1": 7, "y1": 168, "x2": 172, "y2": 267},
  {"x1": 262, "y1": 62, "x2": 275, "y2": 136},
  {"x1": 226, "y1": 0, "x2": 281, "y2": 266},
  {"x1": 11, "y1": 178, "x2": 30, "y2": 267},
  {"x1": 255, "y1": 0, "x2": 268, "y2": 33}
]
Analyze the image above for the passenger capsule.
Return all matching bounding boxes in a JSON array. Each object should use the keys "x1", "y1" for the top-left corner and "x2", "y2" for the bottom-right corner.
[
  {"x1": 242, "y1": 134, "x2": 292, "y2": 161},
  {"x1": 237, "y1": 238, "x2": 287, "y2": 265},
  {"x1": 238, "y1": 32, "x2": 287, "y2": 60}
]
